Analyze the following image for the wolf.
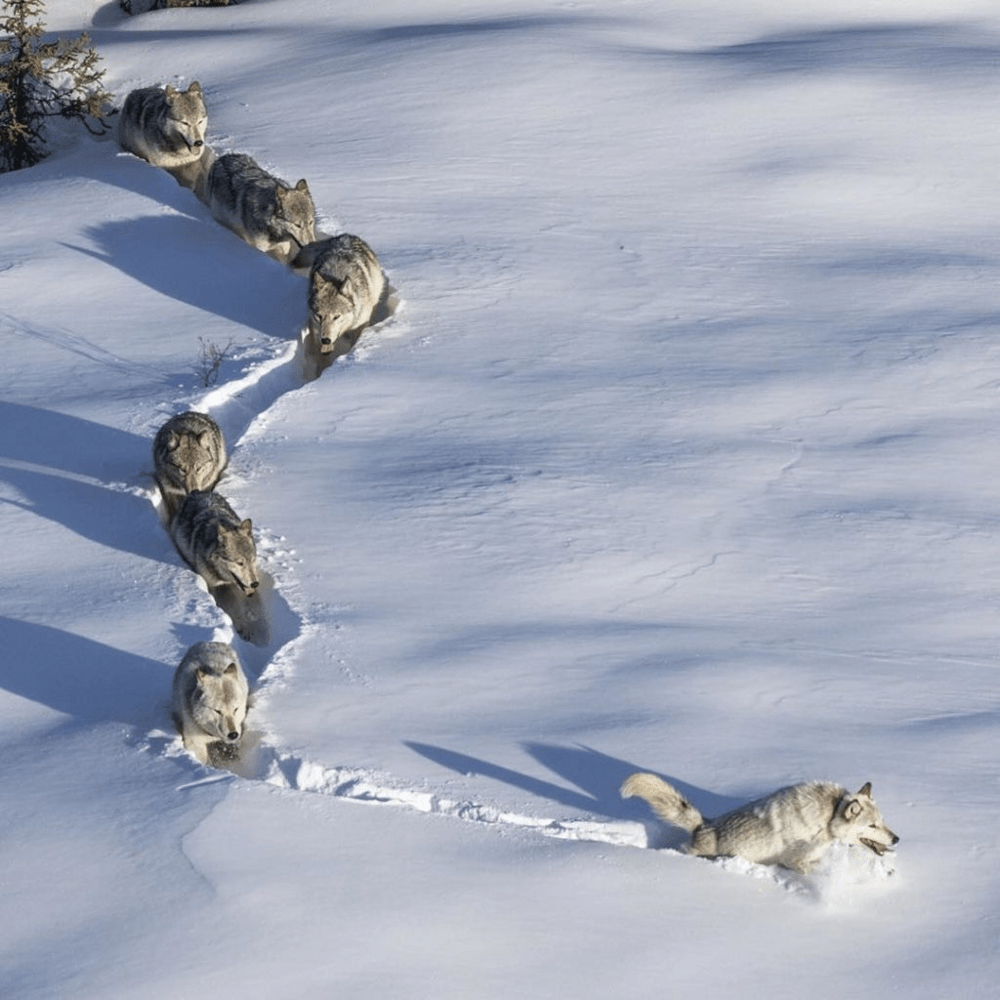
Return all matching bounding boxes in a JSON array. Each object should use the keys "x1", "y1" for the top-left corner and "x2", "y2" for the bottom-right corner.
[
  {"x1": 621, "y1": 773, "x2": 898, "y2": 873},
  {"x1": 206, "y1": 153, "x2": 317, "y2": 264},
  {"x1": 171, "y1": 641, "x2": 250, "y2": 766},
  {"x1": 170, "y1": 489, "x2": 260, "y2": 596},
  {"x1": 293, "y1": 234, "x2": 385, "y2": 354},
  {"x1": 153, "y1": 411, "x2": 226, "y2": 519},
  {"x1": 166, "y1": 144, "x2": 216, "y2": 202},
  {"x1": 122, "y1": 1, "x2": 240, "y2": 12},
  {"x1": 117, "y1": 82, "x2": 207, "y2": 170}
]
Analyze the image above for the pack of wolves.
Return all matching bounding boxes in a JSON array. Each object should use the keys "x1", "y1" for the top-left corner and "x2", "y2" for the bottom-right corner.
[
  {"x1": 117, "y1": 80, "x2": 385, "y2": 357},
  {"x1": 119, "y1": 76, "x2": 387, "y2": 763},
  {"x1": 121, "y1": 73, "x2": 898, "y2": 880}
]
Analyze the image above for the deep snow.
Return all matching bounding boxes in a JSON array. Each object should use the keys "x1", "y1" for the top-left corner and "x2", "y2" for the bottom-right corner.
[{"x1": 2, "y1": 0, "x2": 1000, "y2": 996}]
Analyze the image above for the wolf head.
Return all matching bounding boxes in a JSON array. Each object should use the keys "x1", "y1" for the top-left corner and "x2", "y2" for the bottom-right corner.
[
  {"x1": 214, "y1": 517, "x2": 260, "y2": 596},
  {"x1": 271, "y1": 180, "x2": 317, "y2": 251},
  {"x1": 191, "y1": 657, "x2": 249, "y2": 745},
  {"x1": 831, "y1": 782, "x2": 899, "y2": 857},
  {"x1": 309, "y1": 276, "x2": 360, "y2": 351},
  {"x1": 162, "y1": 429, "x2": 219, "y2": 491},
  {"x1": 164, "y1": 82, "x2": 207, "y2": 154}
]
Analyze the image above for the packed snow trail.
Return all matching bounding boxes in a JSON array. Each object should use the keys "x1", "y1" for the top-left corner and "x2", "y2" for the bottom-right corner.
[{"x1": 145, "y1": 315, "x2": 661, "y2": 855}]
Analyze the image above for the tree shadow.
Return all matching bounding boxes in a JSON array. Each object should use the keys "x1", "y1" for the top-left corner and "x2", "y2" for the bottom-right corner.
[
  {"x1": 0, "y1": 401, "x2": 171, "y2": 563},
  {"x1": 64, "y1": 215, "x2": 304, "y2": 337},
  {"x1": 0, "y1": 616, "x2": 168, "y2": 727},
  {"x1": 0, "y1": 463, "x2": 170, "y2": 564},
  {"x1": 405, "y1": 740, "x2": 743, "y2": 828},
  {"x1": 627, "y1": 21, "x2": 1000, "y2": 84},
  {"x1": 0, "y1": 400, "x2": 149, "y2": 481}
]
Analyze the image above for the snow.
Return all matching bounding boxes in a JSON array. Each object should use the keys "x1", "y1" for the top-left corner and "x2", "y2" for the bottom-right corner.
[{"x1": 2, "y1": 0, "x2": 1000, "y2": 996}]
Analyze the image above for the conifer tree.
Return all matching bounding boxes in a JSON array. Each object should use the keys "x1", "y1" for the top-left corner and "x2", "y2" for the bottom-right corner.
[{"x1": 0, "y1": 0, "x2": 112, "y2": 172}]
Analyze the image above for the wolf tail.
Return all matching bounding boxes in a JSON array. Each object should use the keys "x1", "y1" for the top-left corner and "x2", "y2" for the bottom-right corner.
[{"x1": 620, "y1": 772, "x2": 704, "y2": 833}]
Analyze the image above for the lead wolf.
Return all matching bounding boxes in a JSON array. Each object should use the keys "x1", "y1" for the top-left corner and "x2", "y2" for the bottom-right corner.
[
  {"x1": 117, "y1": 82, "x2": 207, "y2": 170},
  {"x1": 170, "y1": 489, "x2": 260, "y2": 596},
  {"x1": 621, "y1": 773, "x2": 899, "y2": 873},
  {"x1": 172, "y1": 641, "x2": 250, "y2": 766},
  {"x1": 293, "y1": 234, "x2": 385, "y2": 354},
  {"x1": 206, "y1": 153, "x2": 317, "y2": 264},
  {"x1": 153, "y1": 411, "x2": 226, "y2": 519},
  {"x1": 121, "y1": 1, "x2": 241, "y2": 13}
]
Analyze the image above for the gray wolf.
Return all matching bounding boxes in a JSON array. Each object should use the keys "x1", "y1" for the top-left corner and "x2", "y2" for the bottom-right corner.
[
  {"x1": 117, "y1": 82, "x2": 207, "y2": 169},
  {"x1": 120, "y1": 2, "x2": 240, "y2": 16},
  {"x1": 166, "y1": 144, "x2": 216, "y2": 202},
  {"x1": 153, "y1": 411, "x2": 226, "y2": 519},
  {"x1": 171, "y1": 641, "x2": 250, "y2": 765},
  {"x1": 170, "y1": 489, "x2": 260, "y2": 596},
  {"x1": 621, "y1": 773, "x2": 898, "y2": 873},
  {"x1": 206, "y1": 153, "x2": 317, "y2": 264},
  {"x1": 293, "y1": 234, "x2": 385, "y2": 354}
]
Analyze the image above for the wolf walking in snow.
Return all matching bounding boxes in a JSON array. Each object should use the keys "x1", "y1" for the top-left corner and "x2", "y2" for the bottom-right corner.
[
  {"x1": 166, "y1": 144, "x2": 216, "y2": 201},
  {"x1": 153, "y1": 411, "x2": 226, "y2": 519},
  {"x1": 293, "y1": 234, "x2": 385, "y2": 355},
  {"x1": 170, "y1": 489, "x2": 259, "y2": 596},
  {"x1": 121, "y1": 1, "x2": 241, "y2": 13},
  {"x1": 621, "y1": 773, "x2": 898, "y2": 873},
  {"x1": 206, "y1": 153, "x2": 317, "y2": 264},
  {"x1": 172, "y1": 641, "x2": 250, "y2": 766},
  {"x1": 117, "y1": 82, "x2": 207, "y2": 170}
]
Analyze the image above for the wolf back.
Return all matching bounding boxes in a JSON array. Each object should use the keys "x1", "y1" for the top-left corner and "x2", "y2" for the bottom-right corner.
[
  {"x1": 171, "y1": 641, "x2": 250, "y2": 766},
  {"x1": 206, "y1": 153, "x2": 316, "y2": 264},
  {"x1": 153, "y1": 411, "x2": 226, "y2": 518},
  {"x1": 293, "y1": 234, "x2": 385, "y2": 353},
  {"x1": 117, "y1": 82, "x2": 207, "y2": 169},
  {"x1": 170, "y1": 489, "x2": 259, "y2": 596},
  {"x1": 621, "y1": 772, "x2": 899, "y2": 873}
]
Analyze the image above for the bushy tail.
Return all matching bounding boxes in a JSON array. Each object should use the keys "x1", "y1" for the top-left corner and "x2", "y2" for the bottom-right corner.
[{"x1": 620, "y1": 773, "x2": 704, "y2": 833}]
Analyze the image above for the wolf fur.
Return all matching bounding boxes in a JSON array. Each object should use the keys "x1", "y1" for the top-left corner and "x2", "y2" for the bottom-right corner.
[
  {"x1": 117, "y1": 82, "x2": 207, "y2": 169},
  {"x1": 293, "y1": 234, "x2": 385, "y2": 354},
  {"x1": 170, "y1": 489, "x2": 260, "y2": 596},
  {"x1": 206, "y1": 153, "x2": 317, "y2": 264},
  {"x1": 621, "y1": 772, "x2": 899, "y2": 873},
  {"x1": 171, "y1": 641, "x2": 250, "y2": 765},
  {"x1": 165, "y1": 144, "x2": 216, "y2": 201},
  {"x1": 153, "y1": 411, "x2": 226, "y2": 519},
  {"x1": 120, "y1": 1, "x2": 239, "y2": 17}
]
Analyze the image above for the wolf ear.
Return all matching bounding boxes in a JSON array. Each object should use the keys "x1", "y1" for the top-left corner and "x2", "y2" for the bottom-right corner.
[
  {"x1": 165, "y1": 84, "x2": 177, "y2": 97},
  {"x1": 224, "y1": 662, "x2": 238, "y2": 676},
  {"x1": 857, "y1": 782, "x2": 872, "y2": 797},
  {"x1": 295, "y1": 179, "x2": 309, "y2": 192},
  {"x1": 240, "y1": 518, "x2": 252, "y2": 533},
  {"x1": 845, "y1": 799, "x2": 862, "y2": 819},
  {"x1": 189, "y1": 81, "x2": 202, "y2": 95}
]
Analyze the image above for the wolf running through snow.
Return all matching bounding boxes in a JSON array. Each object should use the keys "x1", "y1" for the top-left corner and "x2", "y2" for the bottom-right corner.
[
  {"x1": 293, "y1": 234, "x2": 385, "y2": 355},
  {"x1": 621, "y1": 772, "x2": 899, "y2": 873},
  {"x1": 153, "y1": 411, "x2": 226, "y2": 519},
  {"x1": 170, "y1": 489, "x2": 259, "y2": 596},
  {"x1": 117, "y1": 82, "x2": 207, "y2": 170},
  {"x1": 172, "y1": 641, "x2": 250, "y2": 766},
  {"x1": 207, "y1": 153, "x2": 317, "y2": 264}
]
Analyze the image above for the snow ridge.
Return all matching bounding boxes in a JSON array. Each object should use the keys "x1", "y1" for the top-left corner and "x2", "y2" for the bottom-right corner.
[{"x1": 263, "y1": 747, "x2": 649, "y2": 849}]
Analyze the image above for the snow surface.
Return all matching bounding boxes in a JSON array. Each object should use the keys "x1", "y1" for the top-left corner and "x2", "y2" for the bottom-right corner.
[{"x1": 3, "y1": 0, "x2": 1000, "y2": 996}]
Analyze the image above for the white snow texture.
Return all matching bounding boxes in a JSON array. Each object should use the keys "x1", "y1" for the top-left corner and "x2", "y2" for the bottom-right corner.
[{"x1": 2, "y1": 1, "x2": 999, "y2": 998}]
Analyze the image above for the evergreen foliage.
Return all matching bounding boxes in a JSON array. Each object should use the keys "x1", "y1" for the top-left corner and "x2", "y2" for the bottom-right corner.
[{"x1": 0, "y1": 0, "x2": 112, "y2": 172}]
